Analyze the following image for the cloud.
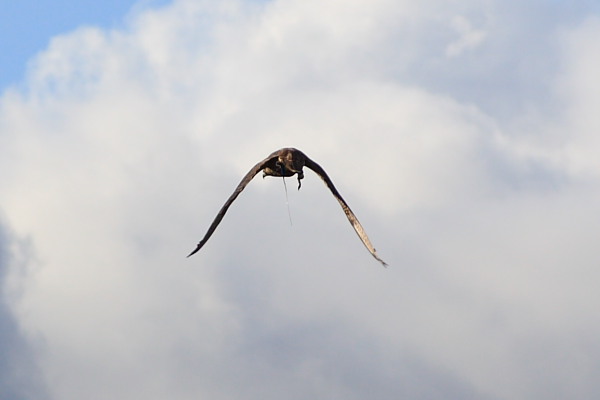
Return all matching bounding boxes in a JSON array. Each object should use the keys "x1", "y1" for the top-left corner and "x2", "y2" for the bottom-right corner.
[
  {"x1": 555, "y1": 16, "x2": 600, "y2": 174},
  {"x1": 0, "y1": 219, "x2": 48, "y2": 400},
  {"x1": 445, "y1": 15, "x2": 487, "y2": 57},
  {"x1": 1, "y1": 0, "x2": 600, "y2": 399}
]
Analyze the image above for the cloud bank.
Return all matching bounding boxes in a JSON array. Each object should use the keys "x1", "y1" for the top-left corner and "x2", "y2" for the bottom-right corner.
[{"x1": 1, "y1": 0, "x2": 600, "y2": 399}]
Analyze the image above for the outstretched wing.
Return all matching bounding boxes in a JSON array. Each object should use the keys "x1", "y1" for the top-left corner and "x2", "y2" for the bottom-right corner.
[
  {"x1": 303, "y1": 154, "x2": 388, "y2": 266},
  {"x1": 187, "y1": 151, "x2": 281, "y2": 257}
]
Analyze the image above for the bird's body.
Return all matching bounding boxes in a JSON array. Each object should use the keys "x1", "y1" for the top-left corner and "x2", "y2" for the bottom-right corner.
[{"x1": 188, "y1": 147, "x2": 387, "y2": 266}]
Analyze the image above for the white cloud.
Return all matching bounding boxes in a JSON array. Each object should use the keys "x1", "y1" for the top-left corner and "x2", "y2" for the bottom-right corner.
[
  {"x1": 1, "y1": 0, "x2": 600, "y2": 399},
  {"x1": 446, "y1": 15, "x2": 487, "y2": 57},
  {"x1": 556, "y1": 16, "x2": 600, "y2": 174}
]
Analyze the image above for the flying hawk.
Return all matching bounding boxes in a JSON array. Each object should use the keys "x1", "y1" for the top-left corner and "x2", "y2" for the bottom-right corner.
[{"x1": 187, "y1": 147, "x2": 387, "y2": 266}]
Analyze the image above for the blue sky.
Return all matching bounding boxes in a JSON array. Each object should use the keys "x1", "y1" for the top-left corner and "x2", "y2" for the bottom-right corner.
[
  {"x1": 1, "y1": 1, "x2": 600, "y2": 399},
  {"x1": 0, "y1": 0, "x2": 170, "y2": 89}
]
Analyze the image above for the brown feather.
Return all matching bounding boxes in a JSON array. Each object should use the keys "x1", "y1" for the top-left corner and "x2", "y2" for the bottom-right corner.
[
  {"x1": 186, "y1": 151, "x2": 280, "y2": 257},
  {"x1": 188, "y1": 148, "x2": 387, "y2": 266},
  {"x1": 303, "y1": 153, "x2": 388, "y2": 266}
]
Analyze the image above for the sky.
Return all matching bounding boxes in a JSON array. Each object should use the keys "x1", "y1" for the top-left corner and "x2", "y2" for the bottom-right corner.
[
  {"x1": 1, "y1": 0, "x2": 600, "y2": 399},
  {"x1": 0, "y1": 0, "x2": 173, "y2": 90}
]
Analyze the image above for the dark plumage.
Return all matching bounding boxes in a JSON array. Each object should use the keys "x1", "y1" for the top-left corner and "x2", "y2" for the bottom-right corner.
[{"x1": 187, "y1": 148, "x2": 387, "y2": 266}]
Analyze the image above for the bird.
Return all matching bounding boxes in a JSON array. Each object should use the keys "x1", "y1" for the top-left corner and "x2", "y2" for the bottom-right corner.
[{"x1": 187, "y1": 147, "x2": 387, "y2": 266}]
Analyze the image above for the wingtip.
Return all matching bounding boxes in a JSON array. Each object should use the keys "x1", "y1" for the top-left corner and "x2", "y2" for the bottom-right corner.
[
  {"x1": 373, "y1": 253, "x2": 388, "y2": 267},
  {"x1": 187, "y1": 246, "x2": 200, "y2": 258}
]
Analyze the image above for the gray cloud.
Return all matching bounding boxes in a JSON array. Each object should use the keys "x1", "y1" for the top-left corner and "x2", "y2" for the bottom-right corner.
[
  {"x1": 1, "y1": 0, "x2": 600, "y2": 399},
  {"x1": 0, "y1": 220, "x2": 48, "y2": 400}
]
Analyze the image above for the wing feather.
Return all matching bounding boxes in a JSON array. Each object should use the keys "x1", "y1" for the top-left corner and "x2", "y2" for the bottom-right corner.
[
  {"x1": 303, "y1": 153, "x2": 388, "y2": 266},
  {"x1": 187, "y1": 151, "x2": 280, "y2": 257}
]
